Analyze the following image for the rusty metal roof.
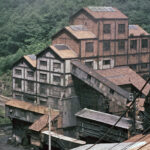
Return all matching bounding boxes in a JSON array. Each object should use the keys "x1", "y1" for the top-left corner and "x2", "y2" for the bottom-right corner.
[
  {"x1": 65, "y1": 25, "x2": 96, "y2": 39},
  {"x1": 129, "y1": 25, "x2": 149, "y2": 36},
  {"x1": 71, "y1": 60, "x2": 130, "y2": 99},
  {"x1": 50, "y1": 45, "x2": 78, "y2": 59},
  {"x1": 76, "y1": 108, "x2": 132, "y2": 129},
  {"x1": 5, "y1": 99, "x2": 59, "y2": 115},
  {"x1": 24, "y1": 55, "x2": 36, "y2": 68},
  {"x1": 96, "y1": 66, "x2": 150, "y2": 96},
  {"x1": 83, "y1": 7, "x2": 128, "y2": 19}
]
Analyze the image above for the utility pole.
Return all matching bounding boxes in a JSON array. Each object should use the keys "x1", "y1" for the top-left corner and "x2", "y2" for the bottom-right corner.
[{"x1": 49, "y1": 104, "x2": 51, "y2": 150}]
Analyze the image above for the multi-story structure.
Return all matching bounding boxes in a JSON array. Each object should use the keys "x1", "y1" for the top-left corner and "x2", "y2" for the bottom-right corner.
[{"x1": 7, "y1": 6, "x2": 150, "y2": 147}]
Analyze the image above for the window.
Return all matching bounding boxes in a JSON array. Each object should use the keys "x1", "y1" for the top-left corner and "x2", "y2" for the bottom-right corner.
[
  {"x1": 142, "y1": 39, "x2": 148, "y2": 48},
  {"x1": 118, "y1": 40, "x2": 125, "y2": 50},
  {"x1": 110, "y1": 89, "x2": 114, "y2": 95},
  {"x1": 40, "y1": 84, "x2": 47, "y2": 95},
  {"x1": 85, "y1": 61, "x2": 93, "y2": 68},
  {"x1": 103, "y1": 41, "x2": 110, "y2": 51},
  {"x1": 53, "y1": 62, "x2": 61, "y2": 70},
  {"x1": 15, "y1": 79, "x2": 22, "y2": 89},
  {"x1": 103, "y1": 60, "x2": 111, "y2": 65},
  {"x1": 118, "y1": 24, "x2": 125, "y2": 33},
  {"x1": 27, "y1": 71, "x2": 34, "y2": 77},
  {"x1": 85, "y1": 42, "x2": 94, "y2": 52},
  {"x1": 103, "y1": 24, "x2": 111, "y2": 34},
  {"x1": 40, "y1": 73, "x2": 47, "y2": 81},
  {"x1": 27, "y1": 81, "x2": 34, "y2": 92},
  {"x1": 15, "y1": 94, "x2": 22, "y2": 100},
  {"x1": 53, "y1": 87, "x2": 61, "y2": 97},
  {"x1": 130, "y1": 40, "x2": 137, "y2": 50},
  {"x1": 130, "y1": 64, "x2": 137, "y2": 70},
  {"x1": 40, "y1": 60, "x2": 47, "y2": 66},
  {"x1": 15, "y1": 69, "x2": 22, "y2": 75},
  {"x1": 141, "y1": 63, "x2": 148, "y2": 69},
  {"x1": 53, "y1": 75, "x2": 61, "y2": 83}
]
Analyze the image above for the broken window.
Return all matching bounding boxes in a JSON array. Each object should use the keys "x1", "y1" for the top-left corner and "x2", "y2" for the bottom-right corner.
[
  {"x1": 141, "y1": 63, "x2": 148, "y2": 69},
  {"x1": 142, "y1": 39, "x2": 148, "y2": 48},
  {"x1": 103, "y1": 24, "x2": 111, "y2": 34},
  {"x1": 103, "y1": 41, "x2": 110, "y2": 51},
  {"x1": 53, "y1": 62, "x2": 61, "y2": 70},
  {"x1": 15, "y1": 79, "x2": 22, "y2": 89},
  {"x1": 40, "y1": 73, "x2": 47, "y2": 81},
  {"x1": 118, "y1": 40, "x2": 125, "y2": 50},
  {"x1": 130, "y1": 40, "x2": 137, "y2": 50},
  {"x1": 40, "y1": 60, "x2": 47, "y2": 66},
  {"x1": 103, "y1": 60, "x2": 111, "y2": 65},
  {"x1": 27, "y1": 81, "x2": 34, "y2": 92},
  {"x1": 15, "y1": 69, "x2": 22, "y2": 75},
  {"x1": 27, "y1": 71, "x2": 34, "y2": 77},
  {"x1": 85, "y1": 42, "x2": 94, "y2": 52},
  {"x1": 53, "y1": 75, "x2": 61, "y2": 84},
  {"x1": 118, "y1": 24, "x2": 125, "y2": 33},
  {"x1": 85, "y1": 61, "x2": 93, "y2": 68},
  {"x1": 40, "y1": 84, "x2": 47, "y2": 95}
]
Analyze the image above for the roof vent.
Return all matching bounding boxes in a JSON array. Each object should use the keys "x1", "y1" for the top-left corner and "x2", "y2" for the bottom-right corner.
[
  {"x1": 54, "y1": 44, "x2": 70, "y2": 50},
  {"x1": 129, "y1": 25, "x2": 137, "y2": 30},
  {"x1": 70, "y1": 25, "x2": 88, "y2": 31}
]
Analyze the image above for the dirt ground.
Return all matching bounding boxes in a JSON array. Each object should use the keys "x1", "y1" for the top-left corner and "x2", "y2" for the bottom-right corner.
[{"x1": 0, "y1": 134, "x2": 25, "y2": 150}]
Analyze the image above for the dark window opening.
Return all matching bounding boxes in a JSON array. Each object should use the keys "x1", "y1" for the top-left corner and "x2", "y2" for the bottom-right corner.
[
  {"x1": 130, "y1": 64, "x2": 137, "y2": 70},
  {"x1": 53, "y1": 62, "x2": 61, "y2": 70},
  {"x1": 103, "y1": 24, "x2": 111, "y2": 34},
  {"x1": 15, "y1": 79, "x2": 21, "y2": 89},
  {"x1": 110, "y1": 89, "x2": 114, "y2": 95},
  {"x1": 118, "y1": 40, "x2": 125, "y2": 50},
  {"x1": 15, "y1": 94, "x2": 22, "y2": 100},
  {"x1": 142, "y1": 39, "x2": 148, "y2": 48},
  {"x1": 87, "y1": 74, "x2": 91, "y2": 80},
  {"x1": 103, "y1": 60, "x2": 111, "y2": 65},
  {"x1": 27, "y1": 71, "x2": 34, "y2": 77},
  {"x1": 141, "y1": 63, "x2": 148, "y2": 69},
  {"x1": 53, "y1": 75, "x2": 61, "y2": 83},
  {"x1": 130, "y1": 40, "x2": 137, "y2": 50},
  {"x1": 40, "y1": 84, "x2": 47, "y2": 95},
  {"x1": 27, "y1": 81, "x2": 34, "y2": 92},
  {"x1": 15, "y1": 69, "x2": 22, "y2": 75},
  {"x1": 40, "y1": 73, "x2": 47, "y2": 81},
  {"x1": 103, "y1": 41, "x2": 110, "y2": 51},
  {"x1": 85, "y1": 61, "x2": 93, "y2": 68},
  {"x1": 86, "y1": 42, "x2": 94, "y2": 52},
  {"x1": 118, "y1": 24, "x2": 125, "y2": 33},
  {"x1": 40, "y1": 60, "x2": 47, "y2": 66}
]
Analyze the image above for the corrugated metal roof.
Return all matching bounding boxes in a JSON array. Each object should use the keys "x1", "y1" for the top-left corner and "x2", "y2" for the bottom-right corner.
[
  {"x1": 71, "y1": 60, "x2": 130, "y2": 99},
  {"x1": 71, "y1": 142, "x2": 146, "y2": 150},
  {"x1": 65, "y1": 26, "x2": 96, "y2": 39},
  {"x1": 76, "y1": 108, "x2": 132, "y2": 129},
  {"x1": 50, "y1": 45, "x2": 78, "y2": 59},
  {"x1": 129, "y1": 25, "x2": 149, "y2": 36},
  {"x1": 83, "y1": 7, "x2": 128, "y2": 19},
  {"x1": 96, "y1": 66, "x2": 150, "y2": 96},
  {"x1": 5, "y1": 99, "x2": 59, "y2": 115}
]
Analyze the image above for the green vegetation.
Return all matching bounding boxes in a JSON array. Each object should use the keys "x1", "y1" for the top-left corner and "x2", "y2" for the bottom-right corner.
[
  {"x1": 0, "y1": 107, "x2": 10, "y2": 124},
  {"x1": 0, "y1": 0, "x2": 150, "y2": 76}
]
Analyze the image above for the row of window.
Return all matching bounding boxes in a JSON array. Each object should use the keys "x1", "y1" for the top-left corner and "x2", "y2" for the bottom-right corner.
[
  {"x1": 85, "y1": 39, "x2": 148, "y2": 52},
  {"x1": 15, "y1": 69, "x2": 34, "y2": 77},
  {"x1": 40, "y1": 61, "x2": 61, "y2": 69},
  {"x1": 103, "y1": 24, "x2": 125, "y2": 34}
]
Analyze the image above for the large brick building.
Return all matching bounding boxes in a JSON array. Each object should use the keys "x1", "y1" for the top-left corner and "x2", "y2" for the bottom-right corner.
[{"x1": 6, "y1": 6, "x2": 150, "y2": 148}]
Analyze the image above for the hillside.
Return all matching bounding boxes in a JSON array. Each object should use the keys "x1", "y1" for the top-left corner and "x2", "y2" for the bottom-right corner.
[{"x1": 0, "y1": 0, "x2": 150, "y2": 81}]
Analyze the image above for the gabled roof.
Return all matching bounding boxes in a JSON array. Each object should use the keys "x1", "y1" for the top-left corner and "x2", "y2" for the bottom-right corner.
[
  {"x1": 13, "y1": 54, "x2": 36, "y2": 69},
  {"x1": 24, "y1": 54, "x2": 36, "y2": 68},
  {"x1": 52, "y1": 25, "x2": 96, "y2": 40},
  {"x1": 50, "y1": 44, "x2": 78, "y2": 59},
  {"x1": 71, "y1": 7, "x2": 128, "y2": 20},
  {"x1": 129, "y1": 25, "x2": 149, "y2": 36},
  {"x1": 5, "y1": 99, "x2": 59, "y2": 115},
  {"x1": 96, "y1": 66, "x2": 150, "y2": 96}
]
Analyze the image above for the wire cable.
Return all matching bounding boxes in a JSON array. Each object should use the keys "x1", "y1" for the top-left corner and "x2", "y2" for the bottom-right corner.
[{"x1": 85, "y1": 77, "x2": 150, "y2": 150}]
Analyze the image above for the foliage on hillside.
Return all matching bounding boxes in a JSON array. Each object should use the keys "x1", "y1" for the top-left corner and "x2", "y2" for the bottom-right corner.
[{"x1": 0, "y1": 0, "x2": 150, "y2": 76}]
